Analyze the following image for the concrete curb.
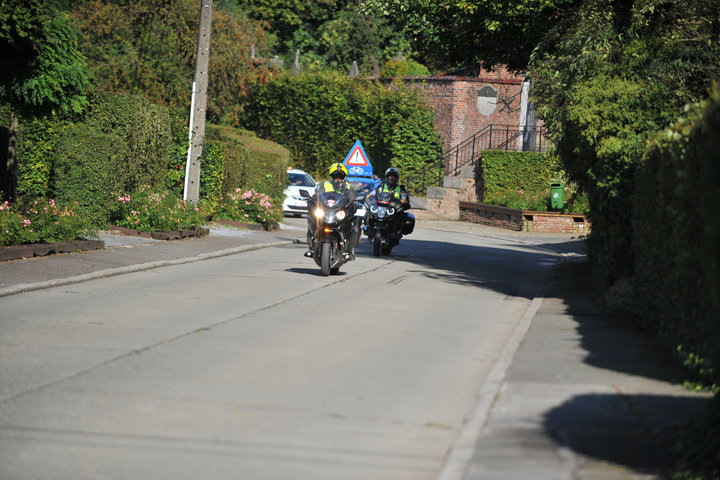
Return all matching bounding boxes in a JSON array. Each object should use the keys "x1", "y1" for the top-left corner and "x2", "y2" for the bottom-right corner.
[
  {"x1": 435, "y1": 295, "x2": 546, "y2": 480},
  {"x1": 435, "y1": 250, "x2": 581, "y2": 480},
  {"x1": 0, "y1": 240, "x2": 293, "y2": 298}
]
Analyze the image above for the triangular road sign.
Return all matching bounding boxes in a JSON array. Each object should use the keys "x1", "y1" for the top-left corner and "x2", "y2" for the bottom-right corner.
[{"x1": 342, "y1": 140, "x2": 373, "y2": 177}]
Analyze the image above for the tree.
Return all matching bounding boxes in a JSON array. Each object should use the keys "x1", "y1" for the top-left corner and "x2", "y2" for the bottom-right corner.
[
  {"x1": 238, "y1": 0, "x2": 413, "y2": 74},
  {"x1": 0, "y1": 0, "x2": 91, "y2": 199},
  {"x1": 72, "y1": 0, "x2": 271, "y2": 123},
  {"x1": 360, "y1": 0, "x2": 579, "y2": 72}
]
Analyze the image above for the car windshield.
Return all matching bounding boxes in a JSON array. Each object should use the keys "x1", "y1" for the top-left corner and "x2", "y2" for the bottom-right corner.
[{"x1": 288, "y1": 172, "x2": 315, "y2": 187}]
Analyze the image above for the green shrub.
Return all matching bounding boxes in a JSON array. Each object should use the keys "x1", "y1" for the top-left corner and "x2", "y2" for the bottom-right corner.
[
  {"x1": 483, "y1": 188, "x2": 550, "y2": 211},
  {"x1": 50, "y1": 126, "x2": 127, "y2": 226},
  {"x1": 85, "y1": 93, "x2": 172, "y2": 192},
  {"x1": 634, "y1": 87, "x2": 720, "y2": 387},
  {"x1": 198, "y1": 141, "x2": 225, "y2": 217},
  {"x1": 206, "y1": 124, "x2": 290, "y2": 199},
  {"x1": 480, "y1": 151, "x2": 562, "y2": 197},
  {"x1": 380, "y1": 59, "x2": 430, "y2": 77},
  {"x1": 15, "y1": 116, "x2": 68, "y2": 200}
]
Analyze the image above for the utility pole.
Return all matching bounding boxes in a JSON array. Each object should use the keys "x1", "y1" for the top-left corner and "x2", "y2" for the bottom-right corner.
[{"x1": 184, "y1": 0, "x2": 212, "y2": 203}]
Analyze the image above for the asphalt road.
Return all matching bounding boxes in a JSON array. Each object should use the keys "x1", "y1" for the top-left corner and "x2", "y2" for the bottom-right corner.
[{"x1": 0, "y1": 222, "x2": 562, "y2": 479}]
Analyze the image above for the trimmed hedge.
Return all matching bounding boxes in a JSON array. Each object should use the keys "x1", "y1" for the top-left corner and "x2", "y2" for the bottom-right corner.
[
  {"x1": 480, "y1": 150, "x2": 562, "y2": 198},
  {"x1": 637, "y1": 87, "x2": 720, "y2": 480},
  {"x1": 633, "y1": 88, "x2": 720, "y2": 385},
  {"x1": 85, "y1": 93, "x2": 172, "y2": 193},
  {"x1": 205, "y1": 125, "x2": 290, "y2": 199},
  {"x1": 241, "y1": 71, "x2": 442, "y2": 181},
  {"x1": 50, "y1": 126, "x2": 127, "y2": 226}
]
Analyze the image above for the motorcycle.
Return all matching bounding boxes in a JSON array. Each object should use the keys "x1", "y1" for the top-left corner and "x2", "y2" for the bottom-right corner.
[
  {"x1": 363, "y1": 188, "x2": 414, "y2": 256},
  {"x1": 303, "y1": 189, "x2": 364, "y2": 276}
]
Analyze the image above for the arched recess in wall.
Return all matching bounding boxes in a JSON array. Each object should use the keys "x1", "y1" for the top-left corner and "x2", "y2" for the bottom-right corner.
[{"x1": 476, "y1": 85, "x2": 498, "y2": 116}]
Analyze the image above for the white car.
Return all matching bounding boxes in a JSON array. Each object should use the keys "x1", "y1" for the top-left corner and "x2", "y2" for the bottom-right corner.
[{"x1": 283, "y1": 168, "x2": 316, "y2": 216}]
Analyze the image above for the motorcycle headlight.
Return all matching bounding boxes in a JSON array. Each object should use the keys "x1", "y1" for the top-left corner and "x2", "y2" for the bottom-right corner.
[
  {"x1": 377, "y1": 208, "x2": 386, "y2": 219},
  {"x1": 388, "y1": 208, "x2": 395, "y2": 215},
  {"x1": 313, "y1": 207, "x2": 324, "y2": 219},
  {"x1": 336, "y1": 210, "x2": 346, "y2": 220},
  {"x1": 370, "y1": 206, "x2": 377, "y2": 213}
]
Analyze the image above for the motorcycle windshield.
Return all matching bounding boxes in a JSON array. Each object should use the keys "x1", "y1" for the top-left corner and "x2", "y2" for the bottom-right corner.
[
  {"x1": 319, "y1": 190, "x2": 352, "y2": 210},
  {"x1": 366, "y1": 189, "x2": 394, "y2": 207}
]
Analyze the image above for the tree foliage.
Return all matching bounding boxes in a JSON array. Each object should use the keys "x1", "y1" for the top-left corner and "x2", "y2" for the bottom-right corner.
[
  {"x1": 0, "y1": 0, "x2": 91, "y2": 114},
  {"x1": 71, "y1": 0, "x2": 272, "y2": 123},
  {"x1": 529, "y1": 0, "x2": 720, "y2": 287},
  {"x1": 361, "y1": 0, "x2": 578, "y2": 72},
  {"x1": 238, "y1": 0, "x2": 415, "y2": 74}
]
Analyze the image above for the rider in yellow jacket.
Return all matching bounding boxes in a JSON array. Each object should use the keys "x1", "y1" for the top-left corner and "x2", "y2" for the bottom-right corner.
[{"x1": 305, "y1": 163, "x2": 359, "y2": 259}]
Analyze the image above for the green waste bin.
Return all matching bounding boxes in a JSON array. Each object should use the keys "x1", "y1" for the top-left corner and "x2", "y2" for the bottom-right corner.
[{"x1": 550, "y1": 183, "x2": 564, "y2": 210}]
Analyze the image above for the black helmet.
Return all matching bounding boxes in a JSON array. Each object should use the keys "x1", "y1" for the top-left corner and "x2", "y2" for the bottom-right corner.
[{"x1": 385, "y1": 167, "x2": 399, "y2": 187}]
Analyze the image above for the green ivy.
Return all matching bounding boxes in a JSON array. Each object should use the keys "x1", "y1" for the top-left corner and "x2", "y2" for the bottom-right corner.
[{"x1": 198, "y1": 141, "x2": 225, "y2": 216}]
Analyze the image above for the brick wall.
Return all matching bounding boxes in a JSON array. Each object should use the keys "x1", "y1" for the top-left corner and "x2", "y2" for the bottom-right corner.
[
  {"x1": 458, "y1": 201, "x2": 524, "y2": 231},
  {"x1": 522, "y1": 212, "x2": 591, "y2": 234},
  {"x1": 401, "y1": 66, "x2": 528, "y2": 151}
]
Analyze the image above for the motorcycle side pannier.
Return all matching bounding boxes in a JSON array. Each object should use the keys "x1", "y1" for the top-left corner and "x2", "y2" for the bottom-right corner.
[{"x1": 402, "y1": 212, "x2": 415, "y2": 235}]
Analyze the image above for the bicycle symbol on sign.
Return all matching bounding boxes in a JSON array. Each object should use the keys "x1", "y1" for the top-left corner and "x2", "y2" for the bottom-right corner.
[{"x1": 348, "y1": 166, "x2": 364, "y2": 175}]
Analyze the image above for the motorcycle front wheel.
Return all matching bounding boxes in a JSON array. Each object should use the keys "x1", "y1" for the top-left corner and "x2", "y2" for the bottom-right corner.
[
  {"x1": 373, "y1": 231, "x2": 382, "y2": 257},
  {"x1": 320, "y1": 242, "x2": 332, "y2": 276}
]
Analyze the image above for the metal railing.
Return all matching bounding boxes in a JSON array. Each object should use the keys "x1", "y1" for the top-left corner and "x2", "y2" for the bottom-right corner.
[{"x1": 405, "y1": 125, "x2": 548, "y2": 196}]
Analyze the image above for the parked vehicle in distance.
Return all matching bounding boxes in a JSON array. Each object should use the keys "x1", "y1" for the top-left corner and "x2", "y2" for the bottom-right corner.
[{"x1": 283, "y1": 168, "x2": 316, "y2": 216}]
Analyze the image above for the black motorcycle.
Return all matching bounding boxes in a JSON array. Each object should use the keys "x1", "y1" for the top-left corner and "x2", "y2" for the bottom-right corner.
[
  {"x1": 304, "y1": 189, "x2": 362, "y2": 275},
  {"x1": 363, "y1": 189, "x2": 414, "y2": 256}
]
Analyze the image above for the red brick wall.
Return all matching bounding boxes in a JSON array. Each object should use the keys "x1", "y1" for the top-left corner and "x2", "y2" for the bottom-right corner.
[{"x1": 402, "y1": 66, "x2": 527, "y2": 151}]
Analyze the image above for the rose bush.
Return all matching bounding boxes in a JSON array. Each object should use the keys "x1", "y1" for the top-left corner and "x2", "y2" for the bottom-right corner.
[
  {"x1": 111, "y1": 186, "x2": 205, "y2": 232},
  {"x1": 0, "y1": 198, "x2": 96, "y2": 246},
  {"x1": 214, "y1": 188, "x2": 282, "y2": 230}
]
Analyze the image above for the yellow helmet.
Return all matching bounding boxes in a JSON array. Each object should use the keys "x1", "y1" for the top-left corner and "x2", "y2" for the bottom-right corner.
[{"x1": 328, "y1": 162, "x2": 348, "y2": 178}]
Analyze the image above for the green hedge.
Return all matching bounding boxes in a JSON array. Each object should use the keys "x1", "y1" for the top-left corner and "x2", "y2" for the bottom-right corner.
[
  {"x1": 480, "y1": 151, "x2": 562, "y2": 197},
  {"x1": 241, "y1": 71, "x2": 442, "y2": 181},
  {"x1": 15, "y1": 116, "x2": 67, "y2": 199},
  {"x1": 638, "y1": 88, "x2": 720, "y2": 480},
  {"x1": 85, "y1": 93, "x2": 172, "y2": 193},
  {"x1": 50, "y1": 126, "x2": 127, "y2": 226},
  {"x1": 205, "y1": 125, "x2": 290, "y2": 199},
  {"x1": 633, "y1": 88, "x2": 720, "y2": 386}
]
